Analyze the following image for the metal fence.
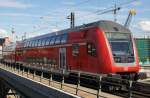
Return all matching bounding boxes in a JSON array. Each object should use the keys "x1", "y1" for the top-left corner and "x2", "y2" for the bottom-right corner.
[{"x1": 1, "y1": 62, "x2": 150, "y2": 98}]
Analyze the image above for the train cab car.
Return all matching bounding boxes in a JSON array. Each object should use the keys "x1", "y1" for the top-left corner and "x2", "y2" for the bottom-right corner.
[{"x1": 67, "y1": 20, "x2": 140, "y2": 79}]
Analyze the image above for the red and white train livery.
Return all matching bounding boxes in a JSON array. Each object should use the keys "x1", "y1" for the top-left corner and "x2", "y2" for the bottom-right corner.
[{"x1": 3, "y1": 20, "x2": 140, "y2": 80}]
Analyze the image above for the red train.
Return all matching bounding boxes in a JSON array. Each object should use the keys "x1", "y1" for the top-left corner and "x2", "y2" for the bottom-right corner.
[{"x1": 2, "y1": 20, "x2": 140, "y2": 80}]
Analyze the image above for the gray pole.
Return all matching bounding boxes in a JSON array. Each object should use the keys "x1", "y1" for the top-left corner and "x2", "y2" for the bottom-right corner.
[{"x1": 67, "y1": 12, "x2": 75, "y2": 28}]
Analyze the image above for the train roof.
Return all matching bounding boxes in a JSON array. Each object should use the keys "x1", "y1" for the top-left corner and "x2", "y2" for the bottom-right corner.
[{"x1": 24, "y1": 20, "x2": 131, "y2": 42}]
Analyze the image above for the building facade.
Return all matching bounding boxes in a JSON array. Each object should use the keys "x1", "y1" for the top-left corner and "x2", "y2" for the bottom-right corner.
[{"x1": 135, "y1": 38, "x2": 150, "y2": 65}]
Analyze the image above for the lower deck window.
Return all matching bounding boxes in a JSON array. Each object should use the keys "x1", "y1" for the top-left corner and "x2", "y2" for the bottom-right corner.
[
  {"x1": 87, "y1": 43, "x2": 96, "y2": 56},
  {"x1": 72, "y1": 44, "x2": 79, "y2": 56}
]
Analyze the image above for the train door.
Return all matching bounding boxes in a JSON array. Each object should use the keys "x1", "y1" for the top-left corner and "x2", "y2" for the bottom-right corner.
[{"x1": 59, "y1": 48, "x2": 66, "y2": 70}]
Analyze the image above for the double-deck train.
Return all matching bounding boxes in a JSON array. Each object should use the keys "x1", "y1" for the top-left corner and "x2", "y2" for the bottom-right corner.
[{"x1": 2, "y1": 20, "x2": 140, "y2": 80}]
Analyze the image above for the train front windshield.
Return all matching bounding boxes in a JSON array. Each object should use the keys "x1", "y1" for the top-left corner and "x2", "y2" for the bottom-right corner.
[{"x1": 106, "y1": 32, "x2": 135, "y2": 64}]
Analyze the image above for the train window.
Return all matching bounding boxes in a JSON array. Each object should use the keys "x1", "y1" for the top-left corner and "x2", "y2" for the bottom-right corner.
[
  {"x1": 43, "y1": 57, "x2": 47, "y2": 64},
  {"x1": 32, "y1": 40, "x2": 35, "y2": 47},
  {"x1": 31, "y1": 41, "x2": 34, "y2": 47},
  {"x1": 55, "y1": 36, "x2": 61, "y2": 44},
  {"x1": 87, "y1": 43, "x2": 96, "y2": 56},
  {"x1": 39, "y1": 58, "x2": 43, "y2": 64},
  {"x1": 50, "y1": 37, "x2": 55, "y2": 45},
  {"x1": 47, "y1": 59, "x2": 51, "y2": 64},
  {"x1": 38, "y1": 40, "x2": 42, "y2": 47},
  {"x1": 52, "y1": 59, "x2": 56, "y2": 65},
  {"x1": 24, "y1": 42, "x2": 26, "y2": 47},
  {"x1": 26, "y1": 42, "x2": 28, "y2": 47},
  {"x1": 25, "y1": 42, "x2": 28, "y2": 47},
  {"x1": 37, "y1": 58, "x2": 40, "y2": 64},
  {"x1": 45, "y1": 37, "x2": 50, "y2": 46},
  {"x1": 40, "y1": 39, "x2": 43, "y2": 46},
  {"x1": 36, "y1": 40, "x2": 40, "y2": 46},
  {"x1": 28, "y1": 58, "x2": 31, "y2": 63},
  {"x1": 61, "y1": 34, "x2": 67, "y2": 44},
  {"x1": 32, "y1": 58, "x2": 34, "y2": 63},
  {"x1": 33, "y1": 40, "x2": 37, "y2": 47},
  {"x1": 41, "y1": 58, "x2": 44, "y2": 64},
  {"x1": 35, "y1": 58, "x2": 38, "y2": 64},
  {"x1": 33, "y1": 40, "x2": 36, "y2": 47},
  {"x1": 30, "y1": 41, "x2": 32, "y2": 47},
  {"x1": 27, "y1": 42, "x2": 29, "y2": 47},
  {"x1": 42, "y1": 38, "x2": 46, "y2": 46},
  {"x1": 33, "y1": 41, "x2": 36, "y2": 47},
  {"x1": 72, "y1": 44, "x2": 79, "y2": 56},
  {"x1": 28, "y1": 41, "x2": 31, "y2": 47},
  {"x1": 35, "y1": 40, "x2": 39, "y2": 47}
]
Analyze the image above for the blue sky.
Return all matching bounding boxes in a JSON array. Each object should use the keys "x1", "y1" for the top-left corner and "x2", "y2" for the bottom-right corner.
[{"x1": 0, "y1": 0, "x2": 149, "y2": 41}]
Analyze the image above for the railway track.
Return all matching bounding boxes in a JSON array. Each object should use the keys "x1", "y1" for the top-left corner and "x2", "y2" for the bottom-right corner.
[
  {"x1": 1, "y1": 63, "x2": 150, "y2": 98},
  {"x1": 139, "y1": 66, "x2": 150, "y2": 79},
  {"x1": 132, "y1": 82, "x2": 150, "y2": 98}
]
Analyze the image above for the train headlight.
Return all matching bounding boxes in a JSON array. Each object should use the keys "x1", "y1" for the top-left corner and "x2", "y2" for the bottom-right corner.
[
  {"x1": 114, "y1": 57, "x2": 121, "y2": 63},
  {"x1": 128, "y1": 57, "x2": 134, "y2": 63}
]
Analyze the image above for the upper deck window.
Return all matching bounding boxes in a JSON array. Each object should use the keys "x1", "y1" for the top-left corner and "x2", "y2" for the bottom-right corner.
[
  {"x1": 45, "y1": 37, "x2": 51, "y2": 46},
  {"x1": 50, "y1": 37, "x2": 55, "y2": 45},
  {"x1": 34, "y1": 40, "x2": 38, "y2": 47},
  {"x1": 38, "y1": 39, "x2": 42, "y2": 47},
  {"x1": 24, "y1": 42, "x2": 28, "y2": 47},
  {"x1": 31, "y1": 40, "x2": 35, "y2": 47},
  {"x1": 26, "y1": 42, "x2": 29, "y2": 47},
  {"x1": 27, "y1": 41, "x2": 29, "y2": 47},
  {"x1": 55, "y1": 36, "x2": 61, "y2": 44},
  {"x1": 61, "y1": 34, "x2": 67, "y2": 44},
  {"x1": 28, "y1": 41, "x2": 32, "y2": 47},
  {"x1": 41, "y1": 38, "x2": 46, "y2": 46},
  {"x1": 30, "y1": 41, "x2": 33, "y2": 47}
]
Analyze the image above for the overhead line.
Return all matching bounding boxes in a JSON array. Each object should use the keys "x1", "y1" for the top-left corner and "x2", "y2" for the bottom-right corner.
[
  {"x1": 40, "y1": 0, "x2": 91, "y2": 18},
  {"x1": 77, "y1": 0, "x2": 139, "y2": 21},
  {"x1": 27, "y1": 0, "x2": 139, "y2": 37},
  {"x1": 71, "y1": 0, "x2": 90, "y2": 7},
  {"x1": 29, "y1": 0, "x2": 91, "y2": 34}
]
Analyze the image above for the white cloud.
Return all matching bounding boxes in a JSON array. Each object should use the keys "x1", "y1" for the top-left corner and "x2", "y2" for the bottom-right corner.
[
  {"x1": 131, "y1": 1, "x2": 143, "y2": 6},
  {"x1": 51, "y1": 28, "x2": 59, "y2": 32},
  {"x1": 0, "y1": 0, "x2": 32, "y2": 8},
  {"x1": 139, "y1": 21, "x2": 150, "y2": 32},
  {"x1": 0, "y1": 13, "x2": 39, "y2": 17},
  {"x1": 0, "y1": 28, "x2": 9, "y2": 37},
  {"x1": 62, "y1": 1, "x2": 75, "y2": 6}
]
